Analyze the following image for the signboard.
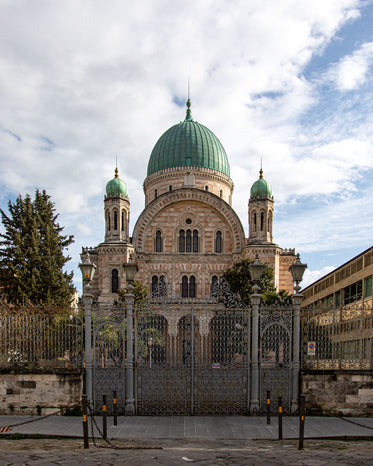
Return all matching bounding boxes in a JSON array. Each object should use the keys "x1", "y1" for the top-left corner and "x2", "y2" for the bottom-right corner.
[
  {"x1": 212, "y1": 363, "x2": 220, "y2": 369},
  {"x1": 307, "y1": 341, "x2": 316, "y2": 356}
]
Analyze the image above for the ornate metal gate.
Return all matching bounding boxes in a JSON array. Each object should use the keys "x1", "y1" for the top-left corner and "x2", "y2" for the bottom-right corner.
[
  {"x1": 135, "y1": 306, "x2": 250, "y2": 415},
  {"x1": 259, "y1": 307, "x2": 293, "y2": 413},
  {"x1": 92, "y1": 307, "x2": 125, "y2": 414}
]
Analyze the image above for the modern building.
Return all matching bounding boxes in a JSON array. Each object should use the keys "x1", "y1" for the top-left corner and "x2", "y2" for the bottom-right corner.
[
  {"x1": 302, "y1": 246, "x2": 373, "y2": 308},
  {"x1": 82, "y1": 99, "x2": 298, "y2": 304}
]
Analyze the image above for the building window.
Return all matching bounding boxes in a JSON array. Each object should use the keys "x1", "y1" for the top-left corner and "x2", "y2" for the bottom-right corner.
[
  {"x1": 179, "y1": 229, "x2": 199, "y2": 253},
  {"x1": 215, "y1": 231, "x2": 222, "y2": 253},
  {"x1": 111, "y1": 269, "x2": 119, "y2": 293},
  {"x1": 155, "y1": 189, "x2": 157, "y2": 199},
  {"x1": 114, "y1": 210, "x2": 118, "y2": 230},
  {"x1": 219, "y1": 190, "x2": 223, "y2": 198},
  {"x1": 205, "y1": 185, "x2": 209, "y2": 191},
  {"x1": 107, "y1": 213, "x2": 111, "y2": 231},
  {"x1": 155, "y1": 230, "x2": 162, "y2": 252},
  {"x1": 343, "y1": 280, "x2": 363, "y2": 304},
  {"x1": 169, "y1": 185, "x2": 172, "y2": 192},
  {"x1": 211, "y1": 276, "x2": 218, "y2": 297},
  {"x1": 121, "y1": 211, "x2": 125, "y2": 231},
  {"x1": 260, "y1": 212, "x2": 264, "y2": 231},
  {"x1": 152, "y1": 275, "x2": 167, "y2": 297},
  {"x1": 365, "y1": 276, "x2": 372, "y2": 298},
  {"x1": 181, "y1": 275, "x2": 196, "y2": 298},
  {"x1": 253, "y1": 212, "x2": 256, "y2": 232}
]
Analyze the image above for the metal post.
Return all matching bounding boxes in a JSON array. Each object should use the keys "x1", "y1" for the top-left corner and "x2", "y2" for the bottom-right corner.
[
  {"x1": 278, "y1": 395, "x2": 283, "y2": 440},
  {"x1": 82, "y1": 394, "x2": 89, "y2": 449},
  {"x1": 82, "y1": 295, "x2": 94, "y2": 405},
  {"x1": 102, "y1": 395, "x2": 107, "y2": 440},
  {"x1": 291, "y1": 294, "x2": 303, "y2": 413},
  {"x1": 266, "y1": 389, "x2": 271, "y2": 425},
  {"x1": 250, "y1": 292, "x2": 261, "y2": 414},
  {"x1": 191, "y1": 308, "x2": 195, "y2": 415},
  {"x1": 113, "y1": 390, "x2": 117, "y2": 426},
  {"x1": 298, "y1": 394, "x2": 306, "y2": 450},
  {"x1": 125, "y1": 287, "x2": 135, "y2": 415}
]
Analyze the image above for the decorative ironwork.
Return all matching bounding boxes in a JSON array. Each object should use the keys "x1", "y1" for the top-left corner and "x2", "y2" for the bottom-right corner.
[
  {"x1": 0, "y1": 309, "x2": 83, "y2": 370},
  {"x1": 301, "y1": 306, "x2": 373, "y2": 370}
]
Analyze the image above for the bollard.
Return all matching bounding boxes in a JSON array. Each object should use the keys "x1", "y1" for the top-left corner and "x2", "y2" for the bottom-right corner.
[
  {"x1": 298, "y1": 394, "x2": 306, "y2": 450},
  {"x1": 82, "y1": 394, "x2": 89, "y2": 449},
  {"x1": 102, "y1": 394, "x2": 107, "y2": 440},
  {"x1": 113, "y1": 390, "x2": 118, "y2": 426},
  {"x1": 266, "y1": 389, "x2": 271, "y2": 425},
  {"x1": 278, "y1": 395, "x2": 283, "y2": 440}
]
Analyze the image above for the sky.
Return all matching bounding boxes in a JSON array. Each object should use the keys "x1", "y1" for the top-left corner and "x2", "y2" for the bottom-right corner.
[{"x1": 1, "y1": 0, "x2": 373, "y2": 294}]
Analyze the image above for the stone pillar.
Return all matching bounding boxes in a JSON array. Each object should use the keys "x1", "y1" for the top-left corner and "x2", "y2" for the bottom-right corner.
[
  {"x1": 250, "y1": 293, "x2": 261, "y2": 414},
  {"x1": 291, "y1": 293, "x2": 303, "y2": 413},
  {"x1": 82, "y1": 294, "x2": 94, "y2": 405},
  {"x1": 125, "y1": 288, "x2": 135, "y2": 415}
]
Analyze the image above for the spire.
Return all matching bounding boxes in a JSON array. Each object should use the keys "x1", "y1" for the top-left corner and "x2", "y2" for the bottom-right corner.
[
  {"x1": 259, "y1": 158, "x2": 263, "y2": 179},
  {"x1": 185, "y1": 78, "x2": 193, "y2": 121}
]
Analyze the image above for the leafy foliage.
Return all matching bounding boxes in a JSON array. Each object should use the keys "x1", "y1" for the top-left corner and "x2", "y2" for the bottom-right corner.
[
  {"x1": 115, "y1": 280, "x2": 149, "y2": 307},
  {"x1": 0, "y1": 190, "x2": 74, "y2": 306},
  {"x1": 222, "y1": 258, "x2": 289, "y2": 305}
]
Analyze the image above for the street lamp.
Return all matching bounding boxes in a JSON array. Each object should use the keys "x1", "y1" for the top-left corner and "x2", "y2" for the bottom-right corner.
[
  {"x1": 123, "y1": 255, "x2": 138, "y2": 289},
  {"x1": 289, "y1": 254, "x2": 307, "y2": 294},
  {"x1": 248, "y1": 254, "x2": 266, "y2": 294},
  {"x1": 79, "y1": 252, "x2": 96, "y2": 289}
]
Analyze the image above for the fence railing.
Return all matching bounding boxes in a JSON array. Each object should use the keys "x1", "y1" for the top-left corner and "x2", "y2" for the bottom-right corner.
[
  {"x1": 301, "y1": 306, "x2": 373, "y2": 370},
  {"x1": 0, "y1": 308, "x2": 84, "y2": 370}
]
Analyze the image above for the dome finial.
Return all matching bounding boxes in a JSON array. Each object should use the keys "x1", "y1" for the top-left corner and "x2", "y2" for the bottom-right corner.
[
  {"x1": 115, "y1": 157, "x2": 119, "y2": 178},
  {"x1": 185, "y1": 78, "x2": 193, "y2": 121},
  {"x1": 259, "y1": 158, "x2": 263, "y2": 179}
]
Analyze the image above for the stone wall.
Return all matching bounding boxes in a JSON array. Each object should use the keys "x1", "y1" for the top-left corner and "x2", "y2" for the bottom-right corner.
[
  {"x1": 302, "y1": 371, "x2": 373, "y2": 416},
  {"x1": 0, "y1": 371, "x2": 83, "y2": 415}
]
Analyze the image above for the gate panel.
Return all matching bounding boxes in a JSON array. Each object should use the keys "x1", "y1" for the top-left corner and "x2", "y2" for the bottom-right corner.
[
  {"x1": 93, "y1": 315, "x2": 125, "y2": 414},
  {"x1": 259, "y1": 308, "x2": 293, "y2": 413}
]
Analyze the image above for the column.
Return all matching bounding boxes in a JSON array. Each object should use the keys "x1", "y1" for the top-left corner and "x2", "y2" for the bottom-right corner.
[
  {"x1": 291, "y1": 293, "x2": 303, "y2": 413},
  {"x1": 250, "y1": 293, "x2": 261, "y2": 414},
  {"x1": 82, "y1": 294, "x2": 94, "y2": 405},
  {"x1": 125, "y1": 288, "x2": 135, "y2": 415}
]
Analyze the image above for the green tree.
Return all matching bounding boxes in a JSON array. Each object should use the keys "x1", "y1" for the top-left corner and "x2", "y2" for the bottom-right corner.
[
  {"x1": 115, "y1": 280, "x2": 149, "y2": 307},
  {"x1": 222, "y1": 258, "x2": 289, "y2": 305},
  {"x1": 0, "y1": 189, "x2": 74, "y2": 306}
]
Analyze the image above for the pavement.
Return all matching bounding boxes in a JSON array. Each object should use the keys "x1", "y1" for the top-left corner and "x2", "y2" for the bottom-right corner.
[{"x1": 1, "y1": 415, "x2": 373, "y2": 465}]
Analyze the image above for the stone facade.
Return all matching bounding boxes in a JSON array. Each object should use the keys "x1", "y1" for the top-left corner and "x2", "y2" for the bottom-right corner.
[
  {"x1": 302, "y1": 371, "x2": 373, "y2": 416},
  {"x1": 0, "y1": 371, "x2": 83, "y2": 415}
]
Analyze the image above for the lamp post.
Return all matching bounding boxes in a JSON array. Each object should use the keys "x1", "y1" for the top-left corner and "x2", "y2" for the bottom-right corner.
[
  {"x1": 249, "y1": 254, "x2": 265, "y2": 414},
  {"x1": 123, "y1": 256, "x2": 138, "y2": 415},
  {"x1": 289, "y1": 253, "x2": 307, "y2": 412},
  {"x1": 79, "y1": 252, "x2": 96, "y2": 405}
]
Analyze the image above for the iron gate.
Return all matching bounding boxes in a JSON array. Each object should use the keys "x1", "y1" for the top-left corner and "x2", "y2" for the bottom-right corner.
[{"x1": 135, "y1": 306, "x2": 250, "y2": 415}]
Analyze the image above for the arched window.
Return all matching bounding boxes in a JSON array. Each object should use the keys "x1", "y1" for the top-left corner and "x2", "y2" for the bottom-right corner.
[
  {"x1": 151, "y1": 276, "x2": 158, "y2": 297},
  {"x1": 114, "y1": 210, "x2": 118, "y2": 230},
  {"x1": 121, "y1": 211, "x2": 125, "y2": 231},
  {"x1": 186, "y1": 229, "x2": 192, "y2": 252},
  {"x1": 155, "y1": 189, "x2": 157, "y2": 199},
  {"x1": 179, "y1": 230, "x2": 185, "y2": 253},
  {"x1": 181, "y1": 276, "x2": 196, "y2": 298},
  {"x1": 219, "y1": 190, "x2": 223, "y2": 198},
  {"x1": 179, "y1": 229, "x2": 199, "y2": 253},
  {"x1": 205, "y1": 185, "x2": 209, "y2": 191},
  {"x1": 215, "y1": 231, "x2": 222, "y2": 253},
  {"x1": 111, "y1": 269, "x2": 119, "y2": 293},
  {"x1": 193, "y1": 230, "x2": 198, "y2": 253},
  {"x1": 108, "y1": 213, "x2": 111, "y2": 231},
  {"x1": 159, "y1": 275, "x2": 167, "y2": 296},
  {"x1": 155, "y1": 230, "x2": 162, "y2": 252},
  {"x1": 211, "y1": 276, "x2": 218, "y2": 297},
  {"x1": 189, "y1": 276, "x2": 196, "y2": 298},
  {"x1": 260, "y1": 212, "x2": 264, "y2": 231},
  {"x1": 253, "y1": 212, "x2": 257, "y2": 232},
  {"x1": 269, "y1": 211, "x2": 273, "y2": 235},
  {"x1": 182, "y1": 276, "x2": 188, "y2": 298}
]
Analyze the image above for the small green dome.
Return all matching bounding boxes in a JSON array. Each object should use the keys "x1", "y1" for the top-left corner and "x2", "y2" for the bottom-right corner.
[
  {"x1": 106, "y1": 168, "x2": 127, "y2": 197},
  {"x1": 250, "y1": 169, "x2": 272, "y2": 198},
  {"x1": 147, "y1": 99, "x2": 230, "y2": 177}
]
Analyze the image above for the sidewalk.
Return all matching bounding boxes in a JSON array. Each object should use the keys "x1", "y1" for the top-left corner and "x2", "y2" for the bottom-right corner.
[{"x1": 1, "y1": 415, "x2": 373, "y2": 440}]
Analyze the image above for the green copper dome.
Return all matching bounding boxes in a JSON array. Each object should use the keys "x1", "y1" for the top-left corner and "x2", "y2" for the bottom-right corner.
[
  {"x1": 147, "y1": 100, "x2": 230, "y2": 177},
  {"x1": 106, "y1": 168, "x2": 127, "y2": 197},
  {"x1": 250, "y1": 169, "x2": 272, "y2": 198}
]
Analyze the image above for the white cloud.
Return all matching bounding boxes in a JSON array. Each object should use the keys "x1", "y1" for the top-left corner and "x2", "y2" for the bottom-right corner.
[{"x1": 302, "y1": 266, "x2": 335, "y2": 289}]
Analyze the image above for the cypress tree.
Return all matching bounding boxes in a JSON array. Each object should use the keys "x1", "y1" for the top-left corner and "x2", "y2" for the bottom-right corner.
[{"x1": 0, "y1": 189, "x2": 74, "y2": 306}]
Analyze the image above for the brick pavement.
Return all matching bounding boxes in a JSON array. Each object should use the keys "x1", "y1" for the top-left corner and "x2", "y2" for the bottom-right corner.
[{"x1": 0, "y1": 438, "x2": 373, "y2": 464}]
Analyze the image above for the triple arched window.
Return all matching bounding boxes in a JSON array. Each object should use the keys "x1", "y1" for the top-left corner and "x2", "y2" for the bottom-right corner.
[
  {"x1": 179, "y1": 229, "x2": 199, "y2": 253},
  {"x1": 181, "y1": 276, "x2": 196, "y2": 298}
]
